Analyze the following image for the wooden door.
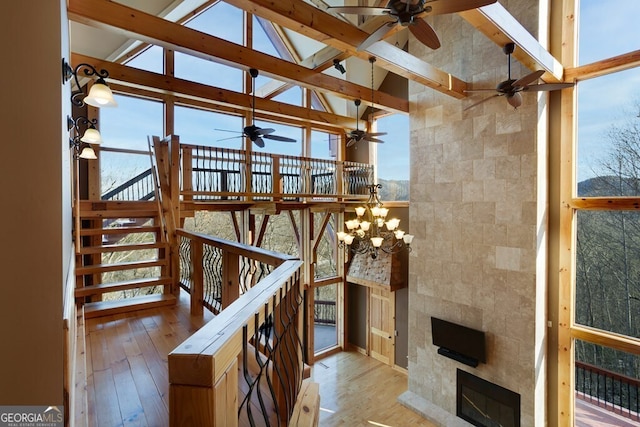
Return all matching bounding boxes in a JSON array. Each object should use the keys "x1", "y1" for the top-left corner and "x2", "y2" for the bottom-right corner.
[{"x1": 369, "y1": 287, "x2": 394, "y2": 366}]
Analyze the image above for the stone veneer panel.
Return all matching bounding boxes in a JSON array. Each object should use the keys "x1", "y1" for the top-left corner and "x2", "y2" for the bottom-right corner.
[{"x1": 400, "y1": 1, "x2": 546, "y2": 426}]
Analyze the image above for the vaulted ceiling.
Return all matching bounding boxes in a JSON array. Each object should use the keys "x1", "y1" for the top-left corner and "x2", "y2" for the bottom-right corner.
[{"x1": 68, "y1": 0, "x2": 565, "y2": 127}]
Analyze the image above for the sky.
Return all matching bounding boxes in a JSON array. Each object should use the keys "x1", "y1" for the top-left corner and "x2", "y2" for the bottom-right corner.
[
  {"x1": 576, "y1": 0, "x2": 640, "y2": 182},
  {"x1": 98, "y1": 0, "x2": 640, "y2": 185}
]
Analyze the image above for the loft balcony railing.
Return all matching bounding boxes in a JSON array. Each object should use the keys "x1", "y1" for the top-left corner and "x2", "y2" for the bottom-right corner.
[
  {"x1": 170, "y1": 228, "x2": 311, "y2": 426},
  {"x1": 180, "y1": 143, "x2": 374, "y2": 202},
  {"x1": 575, "y1": 360, "x2": 640, "y2": 422},
  {"x1": 94, "y1": 140, "x2": 374, "y2": 204}
]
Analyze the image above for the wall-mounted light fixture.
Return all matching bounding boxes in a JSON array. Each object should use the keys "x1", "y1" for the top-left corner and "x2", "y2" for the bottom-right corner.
[
  {"x1": 62, "y1": 59, "x2": 118, "y2": 108},
  {"x1": 68, "y1": 115, "x2": 102, "y2": 160},
  {"x1": 333, "y1": 59, "x2": 346, "y2": 74}
]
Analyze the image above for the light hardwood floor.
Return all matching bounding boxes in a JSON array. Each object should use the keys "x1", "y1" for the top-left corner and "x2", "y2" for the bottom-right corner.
[
  {"x1": 311, "y1": 352, "x2": 435, "y2": 426},
  {"x1": 79, "y1": 290, "x2": 434, "y2": 426}
]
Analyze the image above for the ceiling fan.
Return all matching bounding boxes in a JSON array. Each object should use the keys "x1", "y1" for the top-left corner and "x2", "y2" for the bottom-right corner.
[
  {"x1": 329, "y1": 0, "x2": 497, "y2": 51},
  {"x1": 465, "y1": 43, "x2": 574, "y2": 110},
  {"x1": 216, "y1": 68, "x2": 296, "y2": 148},
  {"x1": 346, "y1": 99, "x2": 387, "y2": 147}
]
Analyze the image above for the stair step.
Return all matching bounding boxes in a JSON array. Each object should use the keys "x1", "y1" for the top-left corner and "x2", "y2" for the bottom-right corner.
[
  {"x1": 79, "y1": 209, "x2": 159, "y2": 219},
  {"x1": 79, "y1": 241, "x2": 167, "y2": 255},
  {"x1": 75, "y1": 276, "x2": 172, "y2": 298},
  {"x1": 76, "y1": 259, "x2": 167, "y2": 276},
  {"x1": 84, "y1": 293, "x2": 177, "y2": 319},
  {"x1": 79, "y1": 225, "x2": 161, "y2": 237}
]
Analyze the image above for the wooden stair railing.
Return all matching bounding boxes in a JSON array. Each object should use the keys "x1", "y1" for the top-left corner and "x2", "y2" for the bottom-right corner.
[
  {"x1": 74, "y1": 200, "x2": 175, "y2": 318},
  {"x1": 169, "y1": 258, "x2": 311, "y2": 427}
]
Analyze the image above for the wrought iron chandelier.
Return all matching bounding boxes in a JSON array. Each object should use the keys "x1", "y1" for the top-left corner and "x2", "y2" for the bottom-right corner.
[{"x1": 337, "y1": 184, "x2": 414, "y2": 259}]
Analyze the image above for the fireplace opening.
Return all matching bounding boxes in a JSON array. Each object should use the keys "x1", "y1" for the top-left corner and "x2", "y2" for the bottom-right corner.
[{"x1": 457, "y1": 369, "x2": 521, "y2": 427}]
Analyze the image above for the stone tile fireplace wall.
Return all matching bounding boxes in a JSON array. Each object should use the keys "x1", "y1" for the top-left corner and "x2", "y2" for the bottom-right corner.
[{"x1": 399, "y1": 1, "x2": 547, "y2": 425}]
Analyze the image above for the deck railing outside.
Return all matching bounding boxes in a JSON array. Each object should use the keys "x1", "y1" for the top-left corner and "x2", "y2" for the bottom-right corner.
[
  {"x1": 575, "y1": 360, "x2": 640, "y2": 422},
  {"x1": 180, "y1": 144, "x2": 374, "y2": 201},
  {"x1": 170, "y1": 229, "x2": 305, "y2": 426},
  {"x1": 314, "y1": 300, "x2": 336, "y2": 325}
]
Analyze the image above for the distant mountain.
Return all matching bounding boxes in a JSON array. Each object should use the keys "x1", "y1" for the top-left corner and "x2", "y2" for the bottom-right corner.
[
  {"x1": 578, "y1": 176, "x2": 640, "y2": 197},
  {"x1": 378, "y1": 179, "x2": 409, "y2": 201}
]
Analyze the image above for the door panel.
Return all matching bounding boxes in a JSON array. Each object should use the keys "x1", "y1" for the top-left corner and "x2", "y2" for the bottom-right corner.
[{"x1": 369, "y1": 288, "x2": 394, "y2": 365}]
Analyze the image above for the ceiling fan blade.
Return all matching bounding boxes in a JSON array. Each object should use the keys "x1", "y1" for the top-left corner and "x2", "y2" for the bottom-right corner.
[
  {"x1": 464, "y1": 94, "x2": 500, "y2": 111},
  {"x1": 422, "y1": 0, "x2": 497, "y2": 16},
  {"x1": 257, "y1": 128, "x2": 275, "y2": 135},
  {"x1": 264, "y1": 134, "x2": 296, "y2": 143},
  {"x1": 365, "y1": 137, "x2": 385, "y2": 143},
  {"x1": 328, "y1": 6, "x2": 390, "y2": 15},
  {"x1": 464, "y1": 88, "x2": 498, "y2": 92},
  {"x1": 346, "y1": 138, "x2": 357, "y2": 148},
  {"x1": 357, "y1": 21, "x2": 396, "y2": 51},
  {"x1": 512, "y1": 70, "x2": 545, "y2": 88},
  {"x1": 409, "y1": 18, "x2": 441, "y2": 49},
  {"x1": 522, "y1": 83, "x2": 574, "y2": 92},
  {"x1": 254, "y1": 137, "x2": 265, "y2": 148},
  {"x1": 366, "y1": 132, "x2": 388, "y2": 137},
  {"x1": 217, "y1": 135, "x2": 244, "y2": 142},
  {"x1": 214, "y1": 128, "x2": 242, "y2": 134}
]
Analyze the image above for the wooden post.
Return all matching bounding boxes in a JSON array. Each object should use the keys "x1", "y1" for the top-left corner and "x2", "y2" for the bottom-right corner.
[
  {"x1": 273, "y1": 155, "x2": 282, "y2": 202},
  {"x1": 170, "y1": 135, "x2": 181, "y2": 295}
]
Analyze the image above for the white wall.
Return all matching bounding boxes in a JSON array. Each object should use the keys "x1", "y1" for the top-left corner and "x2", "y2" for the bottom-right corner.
[{"x1": 0, "y1": 0, "x2": 70, "y2": 405}]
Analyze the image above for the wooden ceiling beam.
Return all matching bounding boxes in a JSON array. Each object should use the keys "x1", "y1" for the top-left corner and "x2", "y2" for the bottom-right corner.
[
  {"x1": 564, "y1": 49, "x2": 640, "y2": 82},
  {"x1": 71, "y1": 53, "x2": 363, "y2": 130},
  {"x1": 459, "y1": 2, "x2": 564, "y2": 83},
  {"x1": 67, "y1": 0, "x2": 407, "y2": 113},
  {"x1": 222, "y1": 0, "x2": 469, "y2": 99}
]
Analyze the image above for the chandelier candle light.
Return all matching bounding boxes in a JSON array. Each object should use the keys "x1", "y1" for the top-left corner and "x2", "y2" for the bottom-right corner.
[{"x1": 337, "y1": 184, "x2": 414, "y2": 259}]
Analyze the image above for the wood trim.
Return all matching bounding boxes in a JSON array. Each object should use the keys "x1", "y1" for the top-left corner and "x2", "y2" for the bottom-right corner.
[
  {"x1": 459, "y1": 2, "x2": 564, "y2": 83},
  {"x1": 72, "y1": 53, "x2": 362, "y2": 131},
  {"x1": 67, "y1": 0, "x2": 408, "y2": 113},
  {"x1": 565, "y1": 49, "x2": 640, "y2": 82},
  {"x1": 569, "y1": 197, "x2": 640, "y2": 210},
  {"x1": 224, "y1": 0, "x2": 469, "y2": 99},
  {"x1": 571, "y1": 325, "x2": 640, "y2": 356}
]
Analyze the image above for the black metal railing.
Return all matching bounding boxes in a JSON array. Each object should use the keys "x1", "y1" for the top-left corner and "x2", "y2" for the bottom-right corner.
[
  {"x1": 181, "y1": 144, "x2": 373, "y2": 201},
  {"x1": 314, "y1": 300, "x2": 336, "y2": 325},
  {"x1": 575, "y1": 360, "x2": 640, "y2": 421},
  {"x1": 239, "y1": 276, "x2": 304, "y2": 426},
  {"x1": 177, "y1": 232, "x2": 286, "y2": 315},
  {"x1": 101, "y1": 168, "x2": 155, "y2": 201}
]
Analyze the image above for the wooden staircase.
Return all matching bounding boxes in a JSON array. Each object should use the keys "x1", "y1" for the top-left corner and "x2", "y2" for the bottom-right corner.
[{"x1": 74, "y1": 200, "x2": 176, "y2": 318}]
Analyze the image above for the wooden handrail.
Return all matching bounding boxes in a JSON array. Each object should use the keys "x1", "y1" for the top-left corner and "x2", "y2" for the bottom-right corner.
[{"x1": 168, "y1": 259, "x2": 304, "y2": 426}]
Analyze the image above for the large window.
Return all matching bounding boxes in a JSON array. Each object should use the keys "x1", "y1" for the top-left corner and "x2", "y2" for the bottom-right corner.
[
  {"x1": 572, "y1": 1, "x2": 640, "y2": 424},
  {"x1": 99, "y1": 94, "x2": 163, "y2": 195}
]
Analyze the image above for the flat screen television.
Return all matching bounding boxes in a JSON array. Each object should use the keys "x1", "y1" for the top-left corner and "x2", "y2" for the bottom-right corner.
[{"x1": 431, "y1": 317, "x2": 486, "y2": 367}]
